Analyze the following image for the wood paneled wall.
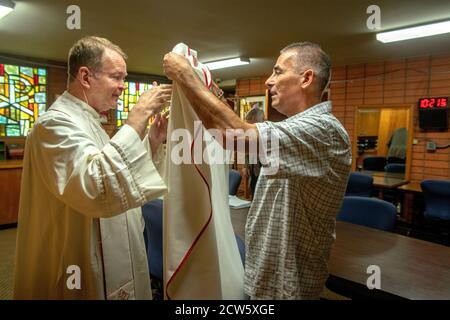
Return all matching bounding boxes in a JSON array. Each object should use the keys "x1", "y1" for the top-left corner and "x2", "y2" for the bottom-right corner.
[
  {"x1": 236, "y1": 78, "x2": 268, "y2": 97},
  {"x1": 331, "y1": 54, "x2": 450, "y2": 182},
  {"x1": 235, "y1": 53, "x2": 450, "y2": 183}
]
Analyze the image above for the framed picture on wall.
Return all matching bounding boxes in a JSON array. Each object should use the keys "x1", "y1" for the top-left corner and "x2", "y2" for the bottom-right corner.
[{"x1": 239, "y1": 95, "x2": 267, "y2": 121}]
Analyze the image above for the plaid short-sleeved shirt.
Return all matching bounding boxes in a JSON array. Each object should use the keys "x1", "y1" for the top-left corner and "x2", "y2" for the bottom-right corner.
[{"x1": 244, "y1": 101, "x2": 351, "y2": 299}]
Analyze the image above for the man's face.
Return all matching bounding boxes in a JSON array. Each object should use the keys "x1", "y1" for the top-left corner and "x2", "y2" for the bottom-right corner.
[
  {"x1": 88, "y1": 48, "x2": 127, "y2": 112},
  {"x1": 265, "y1": 51, "x2": 304, "y2": 116}
]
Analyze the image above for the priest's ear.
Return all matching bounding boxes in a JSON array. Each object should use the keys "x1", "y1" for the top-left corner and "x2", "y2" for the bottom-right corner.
[{"x1": 77, "y1": 66, "x2": 92, "y2": 88}]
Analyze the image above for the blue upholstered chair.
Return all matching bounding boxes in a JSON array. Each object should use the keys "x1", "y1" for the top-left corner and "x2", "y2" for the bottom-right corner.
[
  {"x1": 142, "y1": 198, "x2": 246, "y2": 281},
  {"x1": 421, "y1": 180, "x2": 450, "y2": 222},
  {"x1": 418, "y1": 180, "x2": 450, "y2": 245},
  {"x1": 384, "y1": 163, "x2": 406, "y2": 174},
  {"x1": 363, "y1": 156, "x2": 387, "y2": 172},
  {"x1": 235, "y1": 234, "x2": 245, "y2": 265},
  {"x1": 229, "y1": 169, "x2": 242, "y2": 196},
  {"x1": 337, "y1": 196, "x2": 397, "y2": 232},
  {"x1": 142, "y1": 199, "x2": 164, "y2": 280},
  {"x1": 345, "y1": 172, "x2": 373, "y2": 197}
]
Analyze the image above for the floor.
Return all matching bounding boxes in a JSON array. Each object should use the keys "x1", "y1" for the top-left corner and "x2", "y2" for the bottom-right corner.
[
  {"x1": 0, "y1": 227, "x2": 16, "y2": 300},
  {"x1": 0, "y1": 206, "x2": 347, "y2": 300}
]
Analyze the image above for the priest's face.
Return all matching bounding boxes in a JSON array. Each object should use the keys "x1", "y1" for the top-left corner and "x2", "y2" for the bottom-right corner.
[{"x1": 88, "y1": 48, "x2": 127, "y2": 113}]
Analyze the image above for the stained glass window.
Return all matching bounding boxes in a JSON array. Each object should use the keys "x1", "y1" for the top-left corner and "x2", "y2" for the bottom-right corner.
[
  {"x1": 0, "y1": 63, "x2": 47, "y2": 137},
  {"x1": 116, "y1": 81, "x2": 154, "y2": 128},
  {"x1": 116, "y1": 80, "x2": 171, "y2": 128}
]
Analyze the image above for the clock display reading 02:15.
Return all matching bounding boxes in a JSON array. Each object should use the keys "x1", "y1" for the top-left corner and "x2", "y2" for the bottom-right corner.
[{"x1": 418, "y1": 97, "x2": 448, "y2": 109}]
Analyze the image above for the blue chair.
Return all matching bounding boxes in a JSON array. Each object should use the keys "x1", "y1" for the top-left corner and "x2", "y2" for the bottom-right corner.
[
  {"x1": 142, "y1": 199, "x2": 164, "y2": 280},
  {"x1": 142, "y1": 199, "x2": 246, "y2": 281},
  {"x1": 229, "y1": 169, "x2": 242, "y2": 195},
  {"x1": 345, "y1": 172, "x2": 373, "y2": 197},
  {"x1": 384, "y1": 163, "x2": 406, "y2": 174},
  {"x1": 363, "y1": 156, "x2": 387, "y2": 172},
  {"x1": 235, "y1": 235, "x2": 245, "y2": 265},
  {"x1": 421, "y1": 180, "x2": 450, "y2": 221},
  {"x1": 337, "y1": 196, "x2": 397, "y2": 232}
]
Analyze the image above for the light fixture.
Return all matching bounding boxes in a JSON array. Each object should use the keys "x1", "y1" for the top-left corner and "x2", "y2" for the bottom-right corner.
[
  {"x1": 376, "y1": 20, "x2": 450, "y2": 43},
  {"x1": 0, "y1": 0, "x2": 15, "y2": 20},
  {"x1": 204, "y1": 57, "x2": 250, "y2": 70}
]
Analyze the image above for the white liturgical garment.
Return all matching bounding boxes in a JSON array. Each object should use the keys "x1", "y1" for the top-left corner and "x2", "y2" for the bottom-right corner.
[{"x1": 163, "y1": 43, "x2": 244, "y2": 299}]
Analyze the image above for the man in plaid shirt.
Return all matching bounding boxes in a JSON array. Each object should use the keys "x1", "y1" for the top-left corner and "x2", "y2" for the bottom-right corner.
[{"x1": 163, "y1": 42, "x2": 351, "y2": 299}]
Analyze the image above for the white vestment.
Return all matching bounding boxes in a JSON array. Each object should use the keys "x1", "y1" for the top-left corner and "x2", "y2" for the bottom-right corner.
[
  {"x1": 14, "y1": 91, "x2": 167, "y2": 299},
  {"x1": 163, "y1": 44, "x2": 244, "y2": 299}
]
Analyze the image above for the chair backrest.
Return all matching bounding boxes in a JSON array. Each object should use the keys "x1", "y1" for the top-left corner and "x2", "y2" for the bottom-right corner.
[
  {"x1": 345, "y1": 172, "x2": 373, "y2": 197},
  {"x1": 337, "y1": 196, "x2": 397, "y2": 232},
  {"x1": 420, "y1": 180, "x2": 450, "y2": 221},
  {"x1": 235, "y1": 235, "x2": 245, "y2": 265},
  {"x1": 384, "y1": 163, "x2": 406, "y2": 173},
  {"x1": 142, "y1": 198, "x2": 245, "y2": 280},
  {"x1": 141, "y1": 199, "x2": 164, "y2": 280},
  {"x1": 363, "y1": 156, "x2": 387, "y2": 171},
  {"x1": 229, "y1": 169, "x2": 242, "y2": 195}
]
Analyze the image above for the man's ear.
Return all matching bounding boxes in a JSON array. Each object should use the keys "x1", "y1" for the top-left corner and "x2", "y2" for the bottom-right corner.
[
  {"x1": 300, "y1": 69, "x2": 314, "y2": 89},
  {"x1": 78, "y1": 66, "x2": 91, "y2": 88}
]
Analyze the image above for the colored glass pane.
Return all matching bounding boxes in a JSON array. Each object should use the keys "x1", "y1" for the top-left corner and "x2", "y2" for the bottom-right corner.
[
  {"x1": 38, "y1": 104, "x2": 46, "y2": 115},
  {"x1": 35, "y1": 93, "x2": 46, "y2": 103},
  {"x1": 116, "y1": 80, "x2": 153, "y2": 128},
  {"x1": 5, "y1": 65, "x2": 19, "y2": 75},
  {"x1": 21, "y1": 67, "x2": 33, "y2": 77},
  {"x1": 0, "y1": 63, "x2": 47, "y2": 136},
  {"x1": 6, "y1": 124, "x2": 20, "y2": 136}
]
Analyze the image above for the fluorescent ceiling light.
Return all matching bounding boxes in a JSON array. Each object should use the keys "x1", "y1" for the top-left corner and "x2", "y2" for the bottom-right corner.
[
  {"x1": 204, "y1": 57, "x2": 250, "y2": 70},
  {"x1": 376, "y1": 20, "x2": 450, "y2": 43},
  {"x1": 0, "y1": 0, "x2": 15, "y2": 20}
]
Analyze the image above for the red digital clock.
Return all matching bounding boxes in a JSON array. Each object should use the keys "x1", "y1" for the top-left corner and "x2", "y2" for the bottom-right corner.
[
  {"x1": 418, "y1": 97, "x2": 448, "y2": 109},
  {"x1": 418, "y1": 96, "x2": 449, "y2": 130}
]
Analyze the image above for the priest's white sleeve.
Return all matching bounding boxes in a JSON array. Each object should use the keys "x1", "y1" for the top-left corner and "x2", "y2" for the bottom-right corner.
[{"x1": 32, "y1": 116, "x2": 167, "y2": 218}]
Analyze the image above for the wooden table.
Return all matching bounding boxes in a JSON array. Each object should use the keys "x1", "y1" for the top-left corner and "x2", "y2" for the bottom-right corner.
[
  {"x1": 329, "y1": 221, "x2": 450, "y2": 300},
  {"x1": 398, "y1": 182, "x2": 422, "y2": 193},
  {"x1": 398, "y1": 182, "x2": 423, "y2": 224},
  {"x1": 364, "y1": 171, "x2": 405, "y2": 179},
  {"x1": 361, "y1": 170, "x2": 408, "y2": 189},
  {"x1": 372, "y1": 175, "x2": 408, "y2": 189}
]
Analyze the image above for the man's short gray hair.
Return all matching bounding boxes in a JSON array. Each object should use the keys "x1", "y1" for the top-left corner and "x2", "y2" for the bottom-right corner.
[
  {"x1": 68, "y1": 36, "x2": 127, "y2": 82},
  {"x1": 281, "y1": 42, "x2": 331, "y2": 93}
]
